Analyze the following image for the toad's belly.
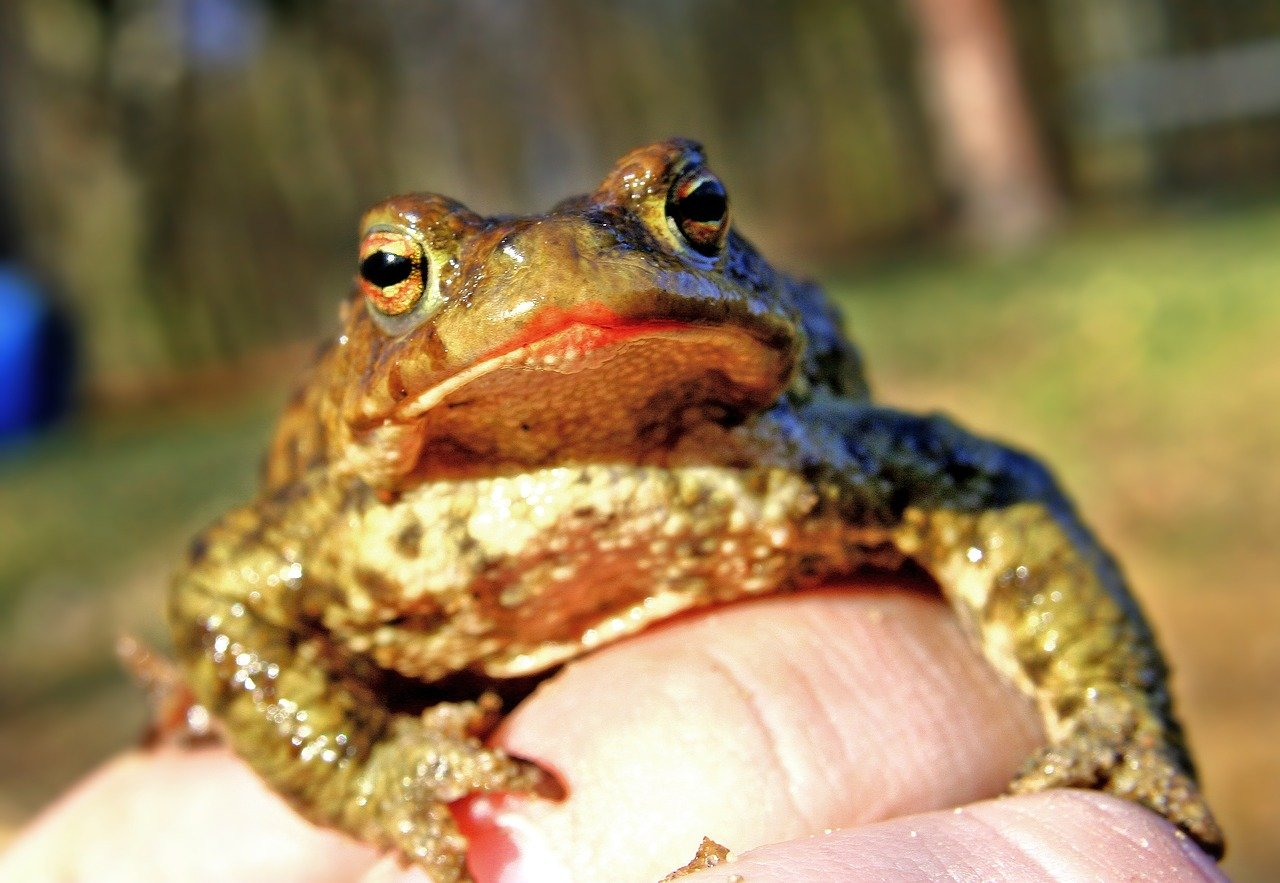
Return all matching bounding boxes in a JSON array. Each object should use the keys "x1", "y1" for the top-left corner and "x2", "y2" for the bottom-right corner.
[{"x1": 321, "y1": 464, "x2": 898, "y2": 680}]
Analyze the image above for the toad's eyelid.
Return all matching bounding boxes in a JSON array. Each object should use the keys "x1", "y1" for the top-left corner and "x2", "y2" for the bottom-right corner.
[{"x1": 361, "y1": 223, "x2": 420, "y2": 246}]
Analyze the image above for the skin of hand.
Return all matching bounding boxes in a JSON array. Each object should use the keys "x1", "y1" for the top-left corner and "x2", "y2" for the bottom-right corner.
[{"x1": 0, "y1": 577, "x2": 1226, "y2": 883}]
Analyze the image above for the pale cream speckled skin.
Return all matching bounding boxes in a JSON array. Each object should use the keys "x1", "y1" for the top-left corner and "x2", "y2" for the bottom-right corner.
[{"x1": 169, "y1": 139, "x2": 1222, "y2": 881}]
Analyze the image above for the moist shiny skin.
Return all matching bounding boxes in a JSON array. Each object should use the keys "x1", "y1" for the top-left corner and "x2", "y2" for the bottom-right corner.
[{"x1": 170, "y1": 139, "x2": 1223, "y2": 880}]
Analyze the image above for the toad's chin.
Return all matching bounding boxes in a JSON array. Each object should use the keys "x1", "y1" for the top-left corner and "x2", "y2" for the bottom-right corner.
[{"x1": 394, "y1": 317, "x2": 793, "y2": 478}]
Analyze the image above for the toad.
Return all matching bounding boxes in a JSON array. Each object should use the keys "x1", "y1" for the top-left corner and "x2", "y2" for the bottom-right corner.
[{"x1": 169, "y1": 139, "x2": 1222, "y2": 880}]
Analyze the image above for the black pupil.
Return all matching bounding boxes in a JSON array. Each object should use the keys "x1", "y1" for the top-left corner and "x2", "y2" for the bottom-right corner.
[
  {"x1": 360, "y1": 250, "x2": 414, "y2": 288},
  {"x1": 677, "y1": 179, "x2": 727, "y2": 225}
]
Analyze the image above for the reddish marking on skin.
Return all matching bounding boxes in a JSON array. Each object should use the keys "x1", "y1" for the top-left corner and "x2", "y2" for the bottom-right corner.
[{"x1": 479, "y1": 302, "x2": 694, "y2": 363}]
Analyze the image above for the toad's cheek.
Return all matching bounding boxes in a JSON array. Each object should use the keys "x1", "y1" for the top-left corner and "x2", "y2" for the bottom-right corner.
[{"x1": 456, "y1": 590, "x2": 1042, "y2": 883}]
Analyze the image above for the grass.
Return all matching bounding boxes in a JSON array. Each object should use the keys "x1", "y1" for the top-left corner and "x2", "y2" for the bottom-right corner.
[
  {"x1": 0, "y1": 394, "x2": 281, "y2": 823},
  {"x1": 835, "y1": 206, "x2": 1279, "y2": 563},
  {"x1": 0, "y1": 401, "x2": 275, "y2": 612},
  {"x1": 1, "y1": 203, "x2": 1276, "y2": 879}
]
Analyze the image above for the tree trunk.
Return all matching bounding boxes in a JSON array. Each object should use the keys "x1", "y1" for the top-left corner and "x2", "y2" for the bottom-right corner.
[{"x1": 905, "y1": 0, "x2": 1060, "y2": 250}]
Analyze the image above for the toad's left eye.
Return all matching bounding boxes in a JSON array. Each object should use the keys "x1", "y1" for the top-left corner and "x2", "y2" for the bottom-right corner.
[
  {"x1": 360, "y1": 251, "x2": 413, "y2": 288},
  {"x1": 357, "y1": 231, "x2": 427, "y2": 316},
  {"x1": 667, "y1": 169, "x2": 729, "y2": 257}
]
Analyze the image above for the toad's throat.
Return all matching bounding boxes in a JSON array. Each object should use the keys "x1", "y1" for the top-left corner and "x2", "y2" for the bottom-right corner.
[{"x1": 397, "y1": 316, "x2": 792, "y2": 476}]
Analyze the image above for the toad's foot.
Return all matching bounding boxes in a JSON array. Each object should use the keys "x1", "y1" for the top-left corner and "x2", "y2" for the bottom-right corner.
[
  {"x1": 1008, "y1": 693, "x2": 1224, "y2": 857},
  {"x1": 117, "y1": 635, "x2": 217, "y2": 747},
  {"x1": 347, "y1": 705, "x2": 550, "y2": 882}
]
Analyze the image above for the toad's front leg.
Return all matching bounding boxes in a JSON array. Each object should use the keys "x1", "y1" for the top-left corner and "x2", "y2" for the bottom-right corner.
[
  {"x1": 820, "y1": 404, "x2": 1222, "y2": 855},
  {"x1": 879, "y1": 431, "x2": 1224, "y2": 856},
  {"x1": 169, "y1": 504, "x2": 544, "y2": 883}
]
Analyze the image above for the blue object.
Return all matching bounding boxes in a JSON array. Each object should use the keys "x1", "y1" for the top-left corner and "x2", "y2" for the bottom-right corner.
[
  {"x1": 184, "y1": 0, "x2": 263, "y2": 68},
  {"x1": 0, "y1": 265, "x2": 72, "y2": 440}
]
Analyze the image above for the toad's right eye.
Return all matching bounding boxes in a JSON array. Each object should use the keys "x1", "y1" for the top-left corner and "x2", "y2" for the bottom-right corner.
[
  {"x1": 666, "y1": 167, "x2": 729, "y2": 258},
  {"x1": 358, "y1": 231, "x2": 426, "y2": 316}
]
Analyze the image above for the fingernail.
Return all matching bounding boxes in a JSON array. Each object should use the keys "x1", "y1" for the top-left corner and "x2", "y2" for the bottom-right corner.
[
  {"x1": 459, "y1": 794, "x2": 569, "y2": 883},
  {"x1": 1173, "y1": 831, "x2": 1229, "y2": 883}
]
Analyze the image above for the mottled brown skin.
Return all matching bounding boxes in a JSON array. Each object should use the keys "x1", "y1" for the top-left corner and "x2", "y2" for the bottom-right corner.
[{"x1": 170, "y1": 139, "x2": 1222, "y2": 880}]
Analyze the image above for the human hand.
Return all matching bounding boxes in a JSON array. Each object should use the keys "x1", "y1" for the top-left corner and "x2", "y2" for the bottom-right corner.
[{"x1": 1, "y1": 578, "x2": 1225, "y2": 881}]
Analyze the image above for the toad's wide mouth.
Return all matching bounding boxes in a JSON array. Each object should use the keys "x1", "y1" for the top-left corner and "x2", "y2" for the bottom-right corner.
[{"x1": 395, "y1": 305, "x2": 793, "y2": 476}]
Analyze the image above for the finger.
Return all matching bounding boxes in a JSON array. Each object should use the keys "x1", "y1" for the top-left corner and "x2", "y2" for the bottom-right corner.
[
  {"x1": 682, "y1": 791, "x2": 1226, "y2": 882},
  {"x1": 461, "y1": 581, "x2": 1045, "y2": 882},
  {"x1": 0, "y1": 747, "x2": 378, "y2": 883}
]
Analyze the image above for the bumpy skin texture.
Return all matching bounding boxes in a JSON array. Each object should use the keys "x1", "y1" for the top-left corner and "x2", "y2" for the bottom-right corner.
[{"x1": 170, "y1": 139, "x2": 1222, "y2": 880}]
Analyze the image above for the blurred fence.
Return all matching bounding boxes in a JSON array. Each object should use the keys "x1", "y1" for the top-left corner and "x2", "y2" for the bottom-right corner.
[{"x1": 3, "y1": 0, "x2": 1280, "y2": 402}]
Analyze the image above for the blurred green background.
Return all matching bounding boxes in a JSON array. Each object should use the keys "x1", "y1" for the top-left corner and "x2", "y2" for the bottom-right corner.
[{"x1": 0, "y1": 0, "x2": 1277, "y2": 879}]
